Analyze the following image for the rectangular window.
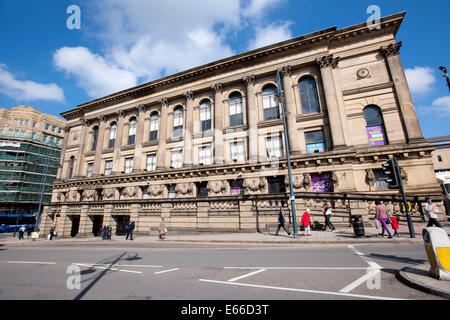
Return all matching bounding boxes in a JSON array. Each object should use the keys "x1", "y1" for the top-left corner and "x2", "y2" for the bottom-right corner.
[
  {"x1": 24, "y1": 120, "x2": 29, "y2": 125},
  {"x1": 86, "y1": 163, "x2": 94, "y2": 177},
  {"x1": 104, "y1": 160, "x2": 113, "y2": 176},
  {"x1": 146, "y1": 154, "x2": 156, "y2": 171},
  {"x1": 229, "y1": 99, "x2": 243, "y2": 127},
  {"x1": 142, "y1": 187, "x2": 150, "y2": 199},
  {"x1": 266, "y1": 135, "x2": 283, "y2": 158},
  {"x1": 128, "y1": 134, "x2": 135, "y2": 145},
  {"x1": 168, "y1": 184, "x2": 176, "y2": 199},
  {"x1": 198, "y1": 145, "x2": 212, "y2": 165},
  {"x1": 305, "y1": 130, "x2": 326, "y2": 154},
  {"x1": 437, "y1": 155, "x2": 443, "y2": 162},
  {"x1": 124, "y1": 157, "x2": 134, "y2": 173},
  {"x1": 19, "y1": 119, "x2": 23, "y2": 125},
  {"x1": 263, "y1": 95, "x2": 280, "y2": 121},
  {"x1": 374, "y1": 169, "x2": 390, "y2": 190},
  {"x1": 45, "y1": 123, "x2": 50, "y2": 130},
  {"x1": 171, "y1": 149, "x2": 183, "y2": 169},
  {"x1": 267, "y1": 176, "x2": 286, "y2": 194},
  {"x1": 230, "y1": 140, "x2": 245, "y2": 162},
  {"x1": 51, "y1": 125, "x2": 56, "y2": 132},
  {"x1": 42, "y1": 134, "x2": 48, "y2": 142},
  {"x1": 196, "y1": 182, "x2": 208, "y2": 197},
  {"x1": 150, "y1": 117, "x2": 158, "y2": 141}
]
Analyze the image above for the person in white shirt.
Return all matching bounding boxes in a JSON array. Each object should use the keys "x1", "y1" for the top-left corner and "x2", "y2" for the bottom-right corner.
[
  {"x1": 423, "y1": 197, "x2": 443, "y2": 228},
  {"x1": 322, "y1": 204, "x2": 335, "y2": 232}
]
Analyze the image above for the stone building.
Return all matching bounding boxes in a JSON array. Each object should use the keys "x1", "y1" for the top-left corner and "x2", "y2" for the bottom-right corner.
[
  {"x1": 0, "y1": 105, "x2": 65, "y2": 220},
  {"x1": 42, "y1": 13, "x2": 443, "y2": 238}
]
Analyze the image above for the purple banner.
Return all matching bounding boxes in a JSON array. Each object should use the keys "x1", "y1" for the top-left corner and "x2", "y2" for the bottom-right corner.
[
  {"x1": 367, "y1": 126, "x2": 386, "y2": 146},
  {"x1": 311, "y1": 173, "x2": 333, "y2": 193}
]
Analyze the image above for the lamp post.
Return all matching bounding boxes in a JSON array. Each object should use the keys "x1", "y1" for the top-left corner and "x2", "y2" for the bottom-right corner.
[
  {"x1": 439, "y1": 66, "x2": 450, "y2": 91},
  {"x1": 276, "y1": 69, "x2": 298, "y2": 238}
]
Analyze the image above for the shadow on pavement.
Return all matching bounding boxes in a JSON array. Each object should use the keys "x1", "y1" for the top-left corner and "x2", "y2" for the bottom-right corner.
[
  {"x1": 368, "y1": 253, "x2": 427, "y2": 265},
  {"x1": 74, "y1": 251, "x2": 142, "y2": 300}
]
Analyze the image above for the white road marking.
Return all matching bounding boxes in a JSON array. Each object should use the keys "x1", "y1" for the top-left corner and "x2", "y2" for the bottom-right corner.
[
  {"x1": 227, "y1": 268, "x2": 266, "y2": 282},
  {"x1": 7, "y1": 261, "x2": 56, "y2": 265},
  {"x1": 199, "y1": 279, "x2": 405, "y2": 301},
  {"x1": 72, "y1": 263, "x2": 142, "y2": 274},
  {"x1": 340, "y1": 246, "x2": 383, "y2": 293},
  {"x1": 79, "y1": 264, "x2": 163, "y2": 268},
  {"x1": 225, "y1": 267, "x2": 369, "y2": 270},
  {"x1": 154, "y1": 268, "x2": 179, "y2": 275}
]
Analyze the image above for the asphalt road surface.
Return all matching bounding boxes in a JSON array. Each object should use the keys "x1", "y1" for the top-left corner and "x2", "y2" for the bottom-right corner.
[{"x1": 0, "y1": 242, "x2": 444, "y2": 300}]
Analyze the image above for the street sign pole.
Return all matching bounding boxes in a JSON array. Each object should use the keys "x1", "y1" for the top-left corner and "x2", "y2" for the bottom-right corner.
[
  {"x1": 393, "y1": 156, "x2": 415, "y2": 238},
  {"x1": 276, "y1": 69, "x2": 298, "y2": 238}
]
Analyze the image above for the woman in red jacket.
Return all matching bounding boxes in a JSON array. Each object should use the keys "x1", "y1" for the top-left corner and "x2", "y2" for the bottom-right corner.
[{"x1": 301, "y1": 208, "x2": 311, "y2": 236}]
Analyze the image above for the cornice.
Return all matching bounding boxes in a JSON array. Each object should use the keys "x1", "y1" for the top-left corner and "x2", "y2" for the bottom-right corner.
[{"x1": 60, "y1": 12, "x2": 406, "y2": 120}]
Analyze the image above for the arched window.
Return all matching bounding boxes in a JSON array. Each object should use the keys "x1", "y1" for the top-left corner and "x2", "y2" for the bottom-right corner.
[
  {"x1": 68, "y1": 156, "x2": 75, "y2": 178},
  {"x1": 173, "y1": 106, "x2": 184, "y2": 137},
  {"x1": 91, "y1": 126, "x2": 99, "y2": 151},
  {"x1": 128, "y1": 117, "x2": 137, "y2": 145},
  {"x1": 149, "y1": 112, "x2": 159, "y2": 141},
  {"x1": 364, "y1": 105, "x2": 387, "y2": 146},
  {"x1": 200, "y1": 99, "x2": 212, "y2": 132},
  {"x1": 262, "y1": 84, "x2": 279, "y2": 120},
  {"x1": 299, "y1": 77, "x2": 320, "y2": 114},
  {"x1": 109, "y1": 122, "x2": 117, "y2": 148},
  {"x1": 229, "y1": 92, "x2": 243, "y2": 127}
]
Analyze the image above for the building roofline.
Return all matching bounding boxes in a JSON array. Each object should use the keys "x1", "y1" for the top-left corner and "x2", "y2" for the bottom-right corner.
[{"x1": 61, "y1": 11, "x2": 406, "y2": 120}]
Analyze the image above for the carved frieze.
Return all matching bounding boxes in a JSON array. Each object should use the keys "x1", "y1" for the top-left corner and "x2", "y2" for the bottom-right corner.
[
  {"x1": 243, "y1": 177, "x2": 267, "y2": 194},
  {"x1": 207, "y1": 180, "x2": 228, "y2": 196},
  {"x1": 101, "y1": 188, "x2": 115, "y2": 200},
  {"x1": 175, "y1": 183, "x2": 195, "y2": 197}
]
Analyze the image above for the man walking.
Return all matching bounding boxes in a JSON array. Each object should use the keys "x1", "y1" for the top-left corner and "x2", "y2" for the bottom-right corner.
[
  {"x1": 125, "y1": 220, "x2": 135, "y2": 240},
  {"x1": 424, "y1": 197, "x2": 443, "y2": 228},
  {"x1": 275, "y1": 207, "x2": 291, "y2": 236},
  {"x1": 322, "y1": 204, "x2": 336, "y2": 232}
]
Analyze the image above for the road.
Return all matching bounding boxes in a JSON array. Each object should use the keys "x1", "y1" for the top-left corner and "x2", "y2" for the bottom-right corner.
[{"x1": 0, "y1": 241, "x2": 443, "y2": 300}]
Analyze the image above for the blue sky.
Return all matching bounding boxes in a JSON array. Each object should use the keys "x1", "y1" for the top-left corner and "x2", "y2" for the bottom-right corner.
[{"x1": 0, "y1": 0, "x2": 449, "y2": 138}]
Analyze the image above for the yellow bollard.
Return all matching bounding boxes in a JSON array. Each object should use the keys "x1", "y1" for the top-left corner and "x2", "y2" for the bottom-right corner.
[{"x1": 422, "y1": 227, "x2": 450, "y2": 280}]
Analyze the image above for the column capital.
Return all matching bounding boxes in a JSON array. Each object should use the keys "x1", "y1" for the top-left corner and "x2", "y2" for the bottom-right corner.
[
  {"x1": 211, "y1": 83, "x2": 223, "y2": 94},
  {"x1": 117, "y1": 110, "x2": 126, "y2": 119},
  {"x1": 137, "y1": 104, "x2": 146, "y2": 113},
  {"x1": 184, "y1": 91, "x2": 194, "y2": 101},
  {"x1": 280, "y1": 65, "x2": 292, "y2": 78},
  {"x1": 380, "y1": 42, "x2": 402, "y2": 58},
  {"x1": 243, "y1": 75, "x2": 255, "y2": 86},
  {"x1": 159, "y1": 97, "x2": 169, "y2": 107},
  {"x1": 80, "y1": 117, "x2": 91, "y2": 127},
  {"x1": 98, "y1": 115, "x2": 107, "y2": 123},
  {"x1": 315, "y1": 55, "x2": 340, "y2": 69}
]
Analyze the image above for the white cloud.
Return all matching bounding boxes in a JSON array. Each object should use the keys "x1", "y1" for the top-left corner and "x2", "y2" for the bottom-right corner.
[
  {"x1": 418, "y1": 96, "x2": 450, "y2": 117},
  {"x1": 405, "y1": 66, "x2": 436, "y2": 94},
  {"x1": 248, "y1": 21, "x2": 293, "y2": 50},
  {"x1": 0, "y1": 64, "x2": 64, "y2": 102},
  {"x1": 53, "y1": 0, "x2": 292, "y2": 99},
  {"x1": 53, "y1": 47, "x2": 137, "y2": 98}
]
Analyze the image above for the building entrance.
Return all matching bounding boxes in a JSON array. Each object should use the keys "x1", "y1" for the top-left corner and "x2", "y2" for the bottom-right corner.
[
  {"x1": 113, "y1": 215, "x2": 130, "y2": 236},
  {"x1": 70, "y1": 215, "x2": 80, "y2": 237},
  {"x1": 91, "y1": 215, "x2": 103, "y2": 236}
]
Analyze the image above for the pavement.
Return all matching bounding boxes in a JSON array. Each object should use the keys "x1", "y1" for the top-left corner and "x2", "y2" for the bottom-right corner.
[{"x1": 1, "y1": 221, "x2": 449, "y2": 299}]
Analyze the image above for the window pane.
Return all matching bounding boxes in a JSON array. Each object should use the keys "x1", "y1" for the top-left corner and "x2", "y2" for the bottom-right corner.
[
  {"x1": 231, "y1": 141, "x2": 245, "y2": 162},
  {"x1": 364, "y1": 106, "x2": 383, "y2": 126},
  {"x1": 125, "y1": 158, "x2": 133, "y2": 173},
  {"x1": 171, "y1": 150, "x2": 183, "y2": 168},
  {"x1": 146, "y1": 154, "x2": 156, "y2": 171},
  {"x1": 105, "y1": 160, "x2": 113, "y2": 175},
  {"x1": 266, "y1": 136, "x2": 283, "y2": 158},
  {"x1": 230, "y1": 113, "x2": 243, "y2": 127},
  {"x1": 299, "y1": 77, "x2": 320, "y2": 114},
  {"x1": 305, "y1": 130, "x2": 325, "y2": 144}
]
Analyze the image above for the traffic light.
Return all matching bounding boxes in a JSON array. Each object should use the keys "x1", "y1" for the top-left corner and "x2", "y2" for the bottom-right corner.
[{"x1": 382, "y1": 159, "x2": 399, "y2": 189}]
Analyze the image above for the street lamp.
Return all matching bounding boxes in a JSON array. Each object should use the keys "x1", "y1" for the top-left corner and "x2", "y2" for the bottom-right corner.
[
  {"x1": 276, "y1": 69, "x2": 298, "y2": 238},
  {"x1": 439, "y1": 66, "x2": 450, "y2": 91}
]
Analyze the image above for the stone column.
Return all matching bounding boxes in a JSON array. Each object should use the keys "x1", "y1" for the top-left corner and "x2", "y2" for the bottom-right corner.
[
  {"x1": 315, "y1": 55, "x2": 347, "y2": 150},
  {"x1": 57, "y1": 126, "x2": 70, "y2": 179},
  {"x1": 133, "y1": 105, "x2": 146, "y2": 172},
  {"x1": 183, "y1": 91, "x2": 194, "y2": 167},
  {"x1": 93, "y1": 116, "x2": 107, "y2": 175},
  {"x1": 280, "y1": 66, "x2": 302, "y2": 155},
  {"x1": 157, "y1": 98, "x2": 169, "y2": 169},
  {"x1": 381, "y1": 42, "x2": 424, "y2": 143},
  {"x1": 112, "y1": 111, "x2": 125, "y2": 173},
  {"x1": 212, "y1": 83, "x2": 224, "y2": 164},
  {"x1": 243, "y1": 75, "x2": 258, "y2": 162},
  {"x1": 74, "y1": 118, "x2": 90, "y2": 177}
]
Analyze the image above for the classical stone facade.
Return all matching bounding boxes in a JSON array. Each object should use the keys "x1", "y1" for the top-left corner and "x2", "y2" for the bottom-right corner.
[{"x1": 42, "y1": 13, "x2": 444, "y2": 238}]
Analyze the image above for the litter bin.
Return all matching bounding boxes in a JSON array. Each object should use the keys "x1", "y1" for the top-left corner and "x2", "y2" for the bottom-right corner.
[{"x1": 351, "y1": 215, "x2": 365, "y2": 237}]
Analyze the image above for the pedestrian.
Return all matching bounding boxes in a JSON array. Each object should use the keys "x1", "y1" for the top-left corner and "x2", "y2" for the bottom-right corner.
[
  {"x1": 125, "y1": 220, "x2": 135, "y2": 240},
  {"x1": 159, "y1": 217, "x2": 166, "y2": 240},
  {"x1": 49, "y1": 226, "x2": 55, "y2": 240},
  {"x1": 18, "y1": 225, "x2": 25, "y2": 240},
  {"x1": 423, "y1": 197, "x2": 443, "y2": 228},
  {"x1": 301, "y1": 208, "x2": 311, "y2": 236},
  {"x1": 322, "y1": 204, "x2": 335, "y2": 232},
  {"x1": 444, "y1": 197, "x2": 450, "y2": 216},
  {"x1": 53, "y1": 227, "x2": 58, "y2": 239},
  {"x1": 375, "y1": 201, "x2": 393, "y2": 238},
  {"x1": 26, "y1": 225, "x2": 33, "y2": 239},
  {"x1": 390, "y1": 214, "x2": 400, "y2": 238},
  {"x1": 275, "y1": 207, "x2": 291, "y2": 236}
]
